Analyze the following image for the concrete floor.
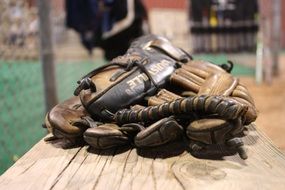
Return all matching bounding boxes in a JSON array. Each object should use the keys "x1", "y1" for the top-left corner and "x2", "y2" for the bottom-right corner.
[{"x1": 240, "y1": 59, "x2": 285, "y2": 152}]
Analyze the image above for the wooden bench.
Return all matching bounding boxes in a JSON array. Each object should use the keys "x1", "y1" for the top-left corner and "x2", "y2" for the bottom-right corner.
[{"x1": 1, "y1": 124, "x2": 285, "y2": 190}]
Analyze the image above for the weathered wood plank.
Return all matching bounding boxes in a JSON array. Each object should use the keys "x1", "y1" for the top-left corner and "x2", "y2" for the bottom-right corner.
[{"x1": 1, "y1": 124, "x2": 285, "y2": 190}]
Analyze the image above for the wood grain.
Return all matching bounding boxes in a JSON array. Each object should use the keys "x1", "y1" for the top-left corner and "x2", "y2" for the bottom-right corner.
[{"x1": 1, "y1": 124, "x2": 285, "y2": 190}]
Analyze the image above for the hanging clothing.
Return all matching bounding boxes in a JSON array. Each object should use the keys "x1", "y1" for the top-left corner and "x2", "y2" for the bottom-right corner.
[{"x1": 65, "y1": 0, "x2": 148, "y2": 60}]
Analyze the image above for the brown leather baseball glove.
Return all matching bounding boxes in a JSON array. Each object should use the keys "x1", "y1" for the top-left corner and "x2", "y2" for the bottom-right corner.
[{"x1": 44, "y1": 35, "x2": 257, "y2": 159}]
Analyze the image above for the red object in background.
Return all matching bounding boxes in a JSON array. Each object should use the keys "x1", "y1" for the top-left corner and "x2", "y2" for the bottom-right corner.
[
  {"x1": 28, "y1": 0, "x2": 65, "y2": 14},
  {"x1": 143, "y1": 0, "x2": 187, "y2": 10},
  {"x1": 27, "y1": 0, "x2": 36, "y2": 7}
]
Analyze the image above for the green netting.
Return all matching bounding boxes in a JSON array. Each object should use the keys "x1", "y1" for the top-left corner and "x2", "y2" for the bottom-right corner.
[
  {"x1": 0, "y1": 61, "x2": 45, "y2": 174},
  {"x1": 0, "y1": 59, "x2": 105, "y2": 174}
]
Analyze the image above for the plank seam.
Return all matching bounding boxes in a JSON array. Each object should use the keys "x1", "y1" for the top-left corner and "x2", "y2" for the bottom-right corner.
[
  {"x1": 49, "y1": 147, "x2": 82, "y2": 190},
  {"x1": 170, "y1": 160, "x2": 186, "y2": 190},
  {"x1": 91, "y1": 153, "x2": 113, "y2": 190},
  {"x1": 64, "y1": 149, "x2": 90, "y2": 188},
  {"x1": 116, "y1": 149, "x2": 133, "y2": 190}
]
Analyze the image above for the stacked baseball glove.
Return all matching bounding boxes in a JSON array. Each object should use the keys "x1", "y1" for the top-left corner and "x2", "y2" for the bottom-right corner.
[{"x1": 44, "y1": 35, "x2": 257, "y2": 159}]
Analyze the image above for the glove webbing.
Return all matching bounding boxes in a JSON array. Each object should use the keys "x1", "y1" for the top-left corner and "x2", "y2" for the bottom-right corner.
[{"x1": 114, "y1": 95, "x2": 248, "y2": 124}]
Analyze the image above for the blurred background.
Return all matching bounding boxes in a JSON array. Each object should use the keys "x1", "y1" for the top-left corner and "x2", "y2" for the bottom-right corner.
[{"x1": 0, "y1": 0, "x2": 284, "y2": 174}]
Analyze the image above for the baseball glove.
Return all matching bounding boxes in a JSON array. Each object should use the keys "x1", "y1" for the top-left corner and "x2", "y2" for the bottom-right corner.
[
  {"x1": 110, "y1": 59, "x2": 258, "y2": 159},
  {"x1": 44, "y1": 35, "x2": 257, "y2": 159}
]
